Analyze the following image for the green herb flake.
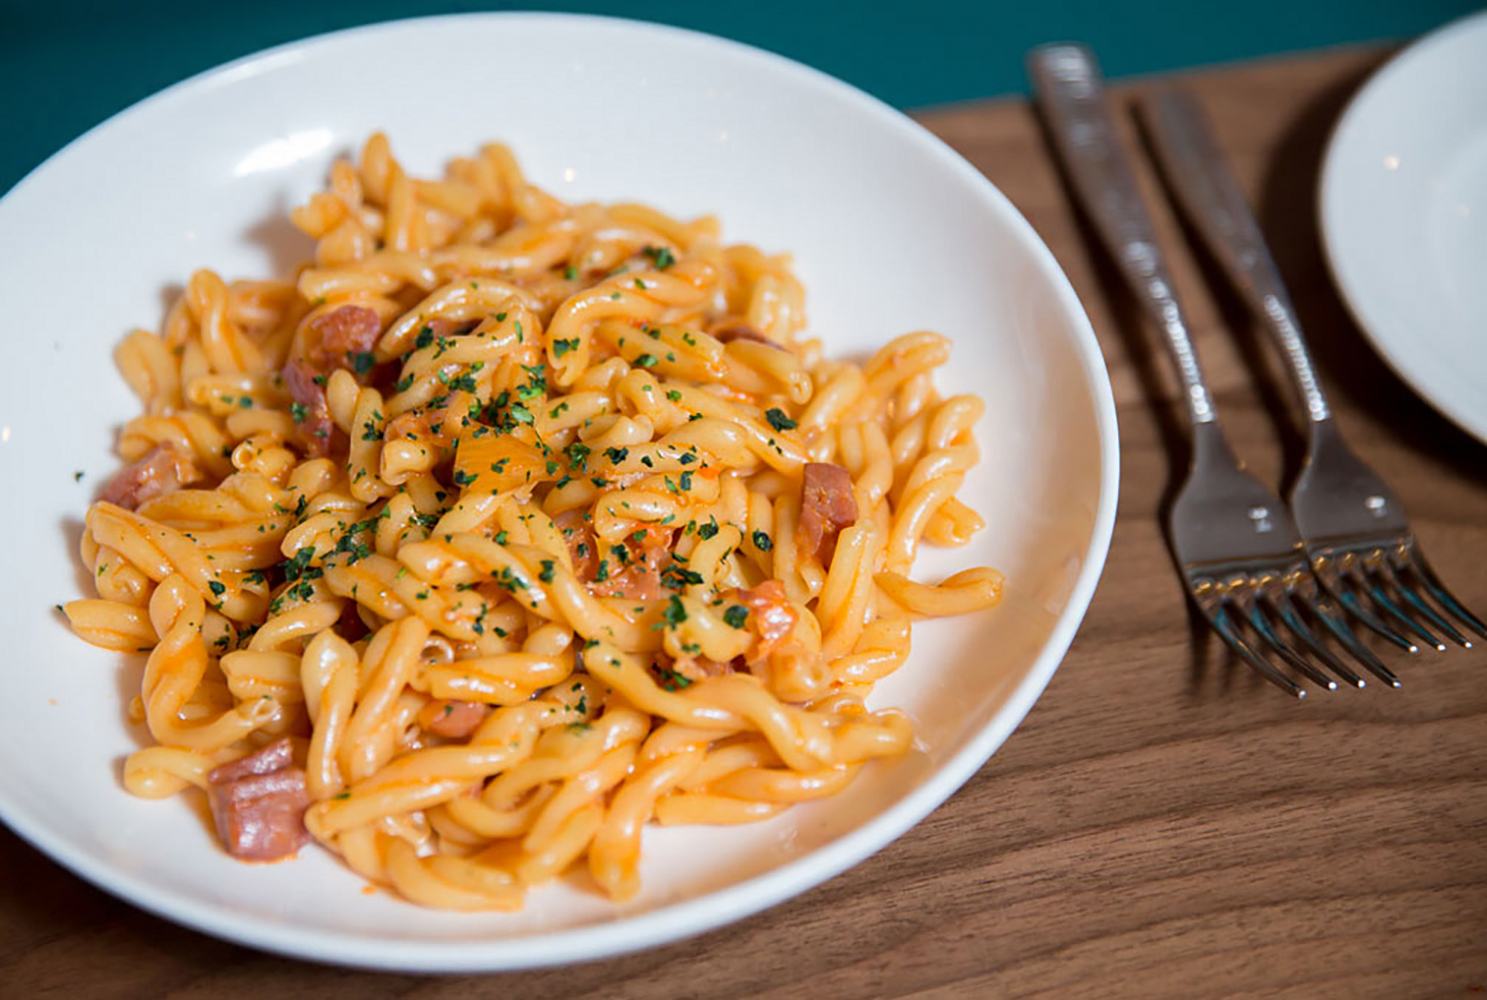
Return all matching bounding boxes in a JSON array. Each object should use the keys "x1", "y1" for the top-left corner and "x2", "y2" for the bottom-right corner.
[
  {"x1": 765, "y1": 408, "x2": 797, "y2": 432},
  {"x1": 643, "y1": 246, "x2": 676, "y2": 270}
]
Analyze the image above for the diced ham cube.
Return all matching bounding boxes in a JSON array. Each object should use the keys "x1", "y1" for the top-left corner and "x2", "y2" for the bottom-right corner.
[
  {"x1": 306, "y1": 304, "x2": 382, "y2": 371},
  {"x1": 207, "y1": 738, "x2": 310, "y2": 862},
  {"x1": 735, "y1": 579, "x2": 798, "y2": 664},
  {"x1": 281, "y1": 357, "x2": 336, "y2": 456},
  {"x1": 207, "y1": 738, "x2": 295, "y2": 784},
  {"x1": 100, "y1": 443, "x2": 201, "y2": 510},
  {"x1": 554, "y1": 510, "x2": 673, "y2": 601},
  {"x1": 417, "y1": 699, "x2": 490, "y2": 738},
  {"x1": 798, "y1": 462, "x2": 858, "y2": 562}
]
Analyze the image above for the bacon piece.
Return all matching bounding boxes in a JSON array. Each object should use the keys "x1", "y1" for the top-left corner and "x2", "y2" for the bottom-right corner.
[
  {"x1": 281, "y1": 357, "x2": 336, "y2": 456},
  {"x1": 306, "y1": 304, "x2": 382, "y2": 371},
  {"x1": 100, "y1": 443, "x2": 201, "y2": 510},
  {"x1": 208, "y1": 739, "x2": 295, "y2": 784},
  {"x1": 600, "y1": 545, "x2": 669, "y2": 601},
  {"x1": 735, "y1": 580, "x2": 798, "y2": 663},
  {"x1": 384, "y1": 395, "x2": 462, "y2": 453},
  {"x1": 798, "y1": 462, "x2": 858, "y2": 562},
  {"x1": 417, "y1": 699, "x2": 490, "y2": 738},
  {"x1": 714, "y1": 324, "x2": 782, "y2": 349},
  {"x1": 554, "y1": 511, "x2": 673, "y2": 600},
  {"x1": 207, "y1": 738, "x2": 310, "y2": 862},
  {"x1": 555, "y1": 509, "x2": 600, "y2": 580}
]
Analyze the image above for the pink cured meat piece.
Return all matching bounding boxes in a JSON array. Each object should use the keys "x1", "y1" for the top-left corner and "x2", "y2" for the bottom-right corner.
[{"x1": 207, "y1": 739, "x2": 311, "y2": 862}]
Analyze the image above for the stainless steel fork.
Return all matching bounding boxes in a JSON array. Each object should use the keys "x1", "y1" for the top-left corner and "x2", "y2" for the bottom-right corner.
[
  {"x1": 1029, "y1": 43, "x2": 1385, "y2": 696},
  {"x1": 1138, "y1": 86, "x2": 1487, "y2": 657}
]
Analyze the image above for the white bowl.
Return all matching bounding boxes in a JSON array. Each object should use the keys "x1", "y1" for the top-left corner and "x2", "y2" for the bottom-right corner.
[
  {"x1": 0, "y1": 13, "x2": 1117, "y2": 972},
  {"x1": 1321, "y1": 10, "x2": 1487, "y2": 443}
]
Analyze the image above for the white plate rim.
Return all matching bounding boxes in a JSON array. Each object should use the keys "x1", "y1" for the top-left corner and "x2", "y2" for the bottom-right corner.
[
  {"x1": 0, "y1": 11, "x2": 1120, "y2": 972},
  {"x1": 1318, "y1": 9, "x2": 1487, "y2": 444}
]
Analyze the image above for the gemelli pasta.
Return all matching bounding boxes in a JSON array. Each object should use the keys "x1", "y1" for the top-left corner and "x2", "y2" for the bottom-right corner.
[{"x1": 64, "y1": 133, "x2": 1004, "y2": 910}]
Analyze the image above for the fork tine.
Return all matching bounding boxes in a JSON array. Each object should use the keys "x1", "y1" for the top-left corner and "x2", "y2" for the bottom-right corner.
[
  {"x1": 1358, "y1": 565, "x2": 1448, "y2": 652},
  {"x1": 1326, "y1": 568, "x2": 1422, "y2": 653},
  {"x1": 1376, "y1": 558, "x2": 1473, "y2": 648},
  {"x1": 1208, "y1": 601, "x2": 1306, "y2": 698},
  {"x1": 1403, "y1": 551, "x2": 1487, "y2": 641},
  {"x1": 1239, "y1": 595, "x2": 1338, "y2": 691},
  {"x1": 1271, "y1": 591, "x2": 1366, "y2": 688},
  {"x1": 1302, "y1": 589, "x2": 1402, "y2": 687}
]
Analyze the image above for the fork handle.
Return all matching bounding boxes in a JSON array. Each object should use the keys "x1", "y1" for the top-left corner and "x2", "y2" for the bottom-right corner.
[
  {"x1": 1028, "y1": 43, "x2": 1217, "y2": 427},
  {"x1": 1137, "y1": 87, "x2": 1332, "y2": 423}
]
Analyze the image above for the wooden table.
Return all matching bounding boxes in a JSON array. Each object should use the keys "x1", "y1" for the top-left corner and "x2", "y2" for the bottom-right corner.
[{"x1": 5, "y1": 46, "x2": 1486, "y2": 998}]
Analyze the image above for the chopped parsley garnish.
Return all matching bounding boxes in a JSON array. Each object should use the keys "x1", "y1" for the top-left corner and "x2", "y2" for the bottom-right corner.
[
  {"x1": 516, "y1": 363, "x2": 547, "y2": 400},
  {"x1": 289, "y1": 402, "x2": 309, "y2": 424},
  {"x1": 697, "y1": 517, "x2": 719, "y2": 540},
  {"x1": 643, "y1": 246, "x2": 676, "y2": 270},
  {"x1": 446, "y1": 371, "x2": 478, "y2": 393},
  {"x1": 538, "y1": 559, "x2": 556, "y2": 584},
  {"x1": 207, "y1": 580, "x2": 226, "y2": 597},
  {"x1": 553, "y1": 337, "x2": 579, "y2": 358},
  {"x1": 723, "y1": 604, "x2": 749, "y2": 629},
  {"x1": 604, "y1": 446, "x2": 628, "y2": 464},
  {"x1": 765, "y1": 407, "x2": 797, "y2": 432},
  {"x1": 348, "y1": 351, "x2": 376, "y2": 376},
  {"x1": 361, "y1": 412, "x2": 383, "y2": 441},
  {"x1": 661, "y1": 562, "x2": 704, "y2": 590},
  {"x1": 633, "y1": 353, "x2": 659, "y2": 368},
  {"x1": 281, "y1": 546, "x2": 317, "y2": 582},
  {"x1": 752, "y1": 529, "x2": 773, "y2": 552},
  {"x1": 563, "y1": 264, "x2": 578, "y2": 280},
  {"x1": 662, "y1": 594, "x2": 687, "y2": 627},
  {"x1": 660, "y1": 668, "x2": 692, "y2": 691},
  {"x1": 414, "y1": 324, "x2": 435, "y2": 350},
  {"x1": 452, "y1": 469, "x2": 476, "y2": 487},
  {"x1": 666, "y1": 389, "x2": 683, "y2": 402},
  {"x1": 491, "y1": 566, "x2": 528, "y2": 593}
]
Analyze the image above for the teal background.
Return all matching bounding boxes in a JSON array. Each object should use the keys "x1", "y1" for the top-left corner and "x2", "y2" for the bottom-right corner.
[{"x1": 1, "y1": 0, "x2": 1479, "y2": 196}]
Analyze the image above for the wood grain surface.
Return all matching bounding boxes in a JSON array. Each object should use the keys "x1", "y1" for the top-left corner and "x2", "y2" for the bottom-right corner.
[{"x1": 5, "y1": 46, "x2": 1486, "y2": 999}]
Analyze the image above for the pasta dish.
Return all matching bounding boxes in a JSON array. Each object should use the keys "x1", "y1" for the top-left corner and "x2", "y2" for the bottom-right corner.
[{"x1": 62, "y1": 134, "x2": 1003, "y2": 911}]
